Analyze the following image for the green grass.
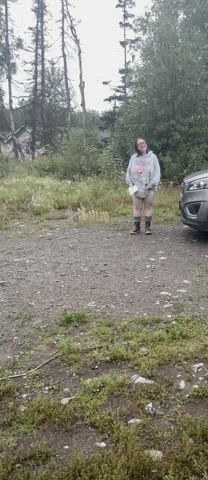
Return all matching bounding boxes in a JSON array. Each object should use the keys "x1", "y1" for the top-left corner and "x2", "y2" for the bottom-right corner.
[
  {"x1": 0, "y1": 175, "x2": 180, "y2": 227},
  {"x1": 1, "y1": 418, "x2": 208, "y2": 480},
  {"x1": 189, "y1": 384, "x2": 208, "y2": 399},
  {"x1": 58, "y1": 310, "x2": 87, "y2": 327},
  {"x1": 6, "y1": 396, "x2": 76, "y2": 431},
  {"x1": 104, "y1": 344, "x2": 131, "y2": 363},
  {"x1": 1, "y1": 312, "x2": 208, "y2": 479},
  {"x1": 59, "y1": 340, "x2": 82, "y2": 369},
  {"x1": 172, "y1": 301, "x2": 185, "y2": 313},
  {"x1": 5, "y1": 374, "x2": 130, "y2": 435},
  {"x1": 0, "y1": 444, "x2": 53, "y2": 480},
  {"x1": 0, "y1": 382, "x2": 16, "y2": 401},
  {"x1": 79, "y1": 314, "x2": 208, "y2": 374},
  {"x1": 45, "y1": 313, "x2": 208, "y2": 376}
]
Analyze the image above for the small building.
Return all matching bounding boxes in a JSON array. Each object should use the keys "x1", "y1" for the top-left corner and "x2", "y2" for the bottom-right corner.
[{"x1": 98, "y1": 128, "x2": 111, "y2": 144}]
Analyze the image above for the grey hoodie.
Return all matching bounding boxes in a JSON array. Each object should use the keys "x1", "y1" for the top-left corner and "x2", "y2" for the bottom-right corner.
[{"x1": 126, "y1": 151, "x2": 160, "y2": 198}]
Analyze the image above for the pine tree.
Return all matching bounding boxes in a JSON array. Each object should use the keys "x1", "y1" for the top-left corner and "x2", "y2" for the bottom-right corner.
[
  {"x1": 103, "y1": 0, "x2": 136, "y2": 118},
  {"x1": 45, "y1": 60, "x2": 69, "y2": 146},
  {"x1": 116, "y1": 0, "x2": 136, "y2": 100}
]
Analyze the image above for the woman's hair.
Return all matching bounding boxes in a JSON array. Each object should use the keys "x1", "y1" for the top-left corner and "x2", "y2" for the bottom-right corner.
[{"x1": 134, "y1": 138, "x2": 148, "y2": 156}]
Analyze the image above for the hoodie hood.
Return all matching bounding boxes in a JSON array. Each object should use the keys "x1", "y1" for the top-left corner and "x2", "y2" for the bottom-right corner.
[{"x1": 136, "y1": 150, "x2": 153, "y2": 159}]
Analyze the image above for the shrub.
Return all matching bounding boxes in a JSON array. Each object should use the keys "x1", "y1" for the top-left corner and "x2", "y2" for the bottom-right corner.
[
  {"x1": 97, "y1": 145, "x2": 123, "y2": 179},
  {"x1": 58, "y1": 311, "x2": 87, "y2": 326},
  {"x1": 31, "y1": 128, "x2": 103, "y2": 179},
  {"x1": 183, "y1": 144, "x2": 208, "y2": 176},
  {"x1": 161, "y1": 143, "x2": 208, "y2": 183}
]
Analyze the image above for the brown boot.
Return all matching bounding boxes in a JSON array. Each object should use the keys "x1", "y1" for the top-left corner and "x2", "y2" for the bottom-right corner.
[{"x1": 131, "y1": 222, "x2": 141, "y2": 235}]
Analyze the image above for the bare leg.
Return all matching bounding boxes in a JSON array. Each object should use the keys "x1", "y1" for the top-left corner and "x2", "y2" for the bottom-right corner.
[{"x1": 144, "y1": 190, "x2": 155, "y2": 217}]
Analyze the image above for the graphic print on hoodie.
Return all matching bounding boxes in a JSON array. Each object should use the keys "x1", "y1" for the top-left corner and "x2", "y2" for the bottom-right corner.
[{"x1": 126, "y1": 151, "x2": 160, "y2": 198}]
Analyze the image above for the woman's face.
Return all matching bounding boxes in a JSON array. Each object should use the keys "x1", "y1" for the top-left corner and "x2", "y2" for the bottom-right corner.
[{"x1": 137, "y1": 138, "x2": 147, "y2": 155}]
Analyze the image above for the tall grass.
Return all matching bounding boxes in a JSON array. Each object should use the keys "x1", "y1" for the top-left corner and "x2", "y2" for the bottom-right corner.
[{"x1": 0, "y1": 174, "x2": 180, "y2": 227}]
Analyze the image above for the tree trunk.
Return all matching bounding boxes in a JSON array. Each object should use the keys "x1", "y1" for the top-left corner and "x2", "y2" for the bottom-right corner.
[
  {"x1": 61, "y1": 0, "x2": 71, "y2": 125},
  {"x1": 31, "y1": 3, "x2": 40, "y2": 159},
  {"x1": 123, "y1": 0, "x2": 127, "y2": 100},
  {"x1": 40, "y1": 0, "x2": 47, "y2": 145},
  {"x1": 4, "y1": 0, "x2": 23, "y2": 159},
  {"x1": 77, "y1": 37, "x2": 86, "y2": 129},
  {"x1": 64, "y1": 1, "x2": 86, "y2": 129}
]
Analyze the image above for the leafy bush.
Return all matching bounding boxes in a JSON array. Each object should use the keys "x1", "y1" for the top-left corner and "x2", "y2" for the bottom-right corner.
[
  {"x1": 97, "y1": 145, "x2": 123, "y2": 179},
  {"x1": 159, "y1": 154, "x2": 180, "y2": 183},
  {"x1": 183, "y1": 144, "x2": 208, "y2": 176},
  {"x1": 31, "y1": 128, "x2": 103, "y2": 179},
  {"x1": 161, "y1": 144, "x2": 208, "y2": 183}
]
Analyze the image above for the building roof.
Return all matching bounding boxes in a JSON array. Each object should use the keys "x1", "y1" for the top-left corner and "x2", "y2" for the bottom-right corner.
[
  {"x1": 0, "y1": 131, "x2": 9, "y2": 142},
  {"x1": 0, "y1": 126, "x2": 31, "y2": 144}
]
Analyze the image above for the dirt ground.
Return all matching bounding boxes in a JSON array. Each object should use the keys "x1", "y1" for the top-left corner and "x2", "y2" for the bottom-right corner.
[
  {"x1": 0, "y1": 220, "x2": 208, "y2": 474},
  {"x1": 0, "y1": 220, "x2": 208, "y2": 363}
]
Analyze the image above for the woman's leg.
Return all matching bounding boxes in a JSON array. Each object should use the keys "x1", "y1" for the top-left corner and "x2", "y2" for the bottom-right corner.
[
  {"x1": 144, "y1": 190, "x2": 155, "y2": 234},
  {"x1": 131, "y1": 195, "x2": 143, "y2": 234}
]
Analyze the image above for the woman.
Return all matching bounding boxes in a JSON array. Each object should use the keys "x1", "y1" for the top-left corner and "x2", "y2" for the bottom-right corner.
[{"x1": 126, "y1": 138, "x2": 160, "y2": 235}]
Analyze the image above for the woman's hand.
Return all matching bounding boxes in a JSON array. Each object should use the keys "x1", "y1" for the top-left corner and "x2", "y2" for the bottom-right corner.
[{"x1": 147, "y1": 182, "x2": 156, "y2": 190}]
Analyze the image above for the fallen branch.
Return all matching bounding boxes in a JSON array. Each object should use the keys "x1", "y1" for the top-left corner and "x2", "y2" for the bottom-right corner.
[
  {"x1": 0, "y1": 342, "x2": 131, "y2": 382},
  {"x1": 0, "y1": 353, "x2": 59, "y2": 381}
]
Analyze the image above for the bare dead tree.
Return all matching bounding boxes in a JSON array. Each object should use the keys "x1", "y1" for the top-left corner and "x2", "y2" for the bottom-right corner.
[
  {"x1": 31, "y1": 1, "x2": 40, "y2": 159},
  {"x1": 0, "y1": 93, "x2": 10, "y2": 128},
  {"x1": 4, "y1": 0, "x2": 24, "y2": 158},
  {"x1": 40, "y1": 0, "x2": 47, "y2": 145},
  {"x1": 64, "y1": 0, "x2": 86, "y2": 129},
  {"x1": 30, "y1": 0, "x2": 48, "y2": 155},
  {"x1": 60, "y1": 0, "x2": 71, "y2": 124}
]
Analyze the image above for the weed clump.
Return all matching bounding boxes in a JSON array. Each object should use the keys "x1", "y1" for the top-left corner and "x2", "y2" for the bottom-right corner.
[
  {"x1": 6, "y1": 397, "x2": 76, "y2": 430},
  {"x1": 58, "y1": 310, "x2": 87, "y2": 327},
  {"x1": 0, "y1": 382, "x2": 16, "y2": 401},
  {"x1": 0, "y1": 444, "x2": 53, "y2": 480}
]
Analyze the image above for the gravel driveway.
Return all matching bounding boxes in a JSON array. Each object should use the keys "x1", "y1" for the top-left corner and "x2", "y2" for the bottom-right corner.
[{"x1": 0, "y1": 223, "x2": 207, "y2": 332}]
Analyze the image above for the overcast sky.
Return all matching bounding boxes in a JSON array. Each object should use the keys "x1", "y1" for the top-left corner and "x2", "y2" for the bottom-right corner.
[{"x1": 10, "y1": 0, "x2": 149, "y2": 112}]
